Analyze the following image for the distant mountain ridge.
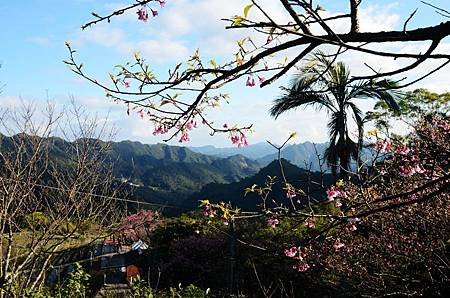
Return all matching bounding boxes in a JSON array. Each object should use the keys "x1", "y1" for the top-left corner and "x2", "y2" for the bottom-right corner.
[
  {"x1": 190, "y1": 142, "x2": 277, "y2": 159},
  {"x1": 191, "y1": 142, "x2": 329, "y2": 172},
  {"x1": 0, "y1": 135, "x2": 262, "y2": 210},
  {"x1": 107, "y1": 141, "x2": 262, "y2": 196}
]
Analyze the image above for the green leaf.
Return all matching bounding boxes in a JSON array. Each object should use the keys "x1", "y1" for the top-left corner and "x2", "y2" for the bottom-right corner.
[
  {"x1": 160, "y1": 99, "x2": 172, "y2": 107},
  {"x1": 244, "y1": 4, "x2": 253, "y2": 18},
  {"x1": 209, "y1": 59, "x2": 217, "y2": 68},
  {"x1": 232, "y1": 16, "x2": 244, "y2": 26}
]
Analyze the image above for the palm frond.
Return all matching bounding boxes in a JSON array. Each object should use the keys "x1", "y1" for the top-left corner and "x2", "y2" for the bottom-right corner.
[
  {"x1": 351, "y1": 79, "x2": 402, "y2": 112},
  {"x1": 270, "y1": 77, "x2": 335, "y2": 118}
]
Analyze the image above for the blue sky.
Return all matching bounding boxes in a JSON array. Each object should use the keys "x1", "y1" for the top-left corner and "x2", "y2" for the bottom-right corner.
[{"x1": 1, "y1": 0, "x2": 449, "y2": 147}]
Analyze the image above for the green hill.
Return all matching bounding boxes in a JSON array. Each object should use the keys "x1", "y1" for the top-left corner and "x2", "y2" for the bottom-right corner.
[
  {"x1": 0, "y1": 135, "x2": 262, "y2": 211},
  {"x1": 185, "y1": 159, "x2": 335, "y2": 211}
]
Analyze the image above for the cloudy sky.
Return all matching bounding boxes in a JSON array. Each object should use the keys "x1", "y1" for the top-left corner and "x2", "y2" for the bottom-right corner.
[{"x1": 1, "y1": 0, "x2": 449, "y2": 147}]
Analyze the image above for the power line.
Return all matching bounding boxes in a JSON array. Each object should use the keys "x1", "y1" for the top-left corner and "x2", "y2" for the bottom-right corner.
[{"x1": 0, "y1": 176, "x2": 188, "y2": 210}]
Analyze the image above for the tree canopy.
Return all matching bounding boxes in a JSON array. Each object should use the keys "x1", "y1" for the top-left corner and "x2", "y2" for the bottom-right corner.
[
  {"x1": 270, "y1": 51, "x2": 401, "y2": 176},
  {"x1": 65, "y1": 0, "x2": 450, "y2": 144}
]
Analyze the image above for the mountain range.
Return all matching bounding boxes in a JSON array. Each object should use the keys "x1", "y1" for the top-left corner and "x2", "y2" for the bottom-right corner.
[
  {"x1": 184, "y1": 159, "x2": 335, "y2": 211},
  {"x1": 0, "y1": 134, "x2": 338, "y2": 214},
  {"x1": 191, "y1": 141, "x2": 329, "y2": 172}
]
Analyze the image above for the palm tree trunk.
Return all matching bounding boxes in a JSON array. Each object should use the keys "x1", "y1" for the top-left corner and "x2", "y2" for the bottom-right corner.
[{"x1": 338, "y1": 111, "x2": 349, "y2": 178}]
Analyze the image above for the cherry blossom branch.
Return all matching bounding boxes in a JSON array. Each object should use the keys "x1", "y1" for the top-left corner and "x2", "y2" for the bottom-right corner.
[{"x1": 82, "y1": 0, "x2": 157, "y2": 30}]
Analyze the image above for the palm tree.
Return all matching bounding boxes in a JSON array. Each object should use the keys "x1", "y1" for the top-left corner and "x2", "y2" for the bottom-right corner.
[{"x1": 270, "y1": 52, "x2": 400, "y2": 177}]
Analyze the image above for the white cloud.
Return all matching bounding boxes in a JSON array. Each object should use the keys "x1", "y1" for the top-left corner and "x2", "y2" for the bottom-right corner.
[
  {"x1": 75, "y1": 95, "x2": 119, "y2": 110},
  {"x1": 359, "y1": 4, "x2": 400, "y2": 32},
  {"x1": 0, "y1": 95, "x2": 29, "y2": 108},
  {"x1": 131, "y1": 38, "x2": 190, "y2": 62}
]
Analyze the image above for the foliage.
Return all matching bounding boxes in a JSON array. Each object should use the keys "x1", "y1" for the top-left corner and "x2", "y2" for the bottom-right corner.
[
  {"x1": 188, "y1": 113, "x2": 449, "y2": 296},
  {"x1": 130, "y1": 278, "x2": 209, "y2": 298},
  {"x1": 270, "y1": 51, "x2": 400, "y2": 176},
  {"x1": 367, "y1": 88, "x2": 450, "y2": 132},
  {"x1": 20, "y1": 264, "x2": 90, "y2": 298},
  {"x1": 57, "y1": 263, "x2": 91, "y2": 298},
  {"x1": 129, "y1": 277, "x2": 155, "y2": 298}
]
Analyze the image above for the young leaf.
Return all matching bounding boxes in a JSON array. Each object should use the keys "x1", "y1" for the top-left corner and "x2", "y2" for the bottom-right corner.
[
  {"x1": 232, "y1": 16, "x2": 244, "y2": 26},
  {"x1": 209, "y1": 59, "x2": 217, "y2": 68},
  {"x1": 243, "y1": 4, "x2": 253, "y2": 18}
]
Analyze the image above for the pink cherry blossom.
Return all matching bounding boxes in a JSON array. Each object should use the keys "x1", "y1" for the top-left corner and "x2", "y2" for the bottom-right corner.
[
  {"x1": 124, "y1": 81, "x2": 130, "y2": 88},
  {"x1": 151, "y1": 9, "x2": 158, "y2": 17},
  {"x1": 264, "y1": 63, "x2": 269, "y2": 70},
  {"x1": 326, "y1": 188, "x2": 346, "y2": 201},
  {"x1": 267, "y1": 217, "x2": 279, "y2": 228},
  {"x1": 394, "y1": 145, "x2": 410, "y2": 156},
  {"x1": 230, "y1": 132, "x2": 249, "y2": 147},
  {"x1": 293, "y1": 261, "x2": 310, "y2": 272},
  {"x1": 438, "y1": 121, "x2": 450, "y2": 131},
  {"x1": 185, "y1": 120, "x2": 197, "y2": 130},
  {"x1": 285, "y1": 183, "x2": 296, "y2": 199},
  {"x1": 258, "y1": 75, "x2": 266, "y2": 84},
  {"x1": 136, "y1": 7, "x2": 149, "y2": 22},
  {"x1": 399, "y1": 164, "x2": 425, "y2": 177},
  {"x1": 414, "y1": 164, "x2": 425, "y2": 174},
  {"x1": 246, "y1": 76, "x2": 256, "y2": 87},
  {"x1": 284, "y1": 247, "x2": 298, "y2": 258},
  {"x1": 346, "y1": 223, "x2": 357, "y2": 232},
  {"x1": 179, "y1": 131, "x2": 190, "y2": 143},
  {"x1": 203, "y1": 204, "x2": 216, "y2": 218},
  {"x1": 375, "y1": 139, "x2": 392, "y2": 153},
  {"x1": 158, "y1": 0, "x2": 166, "y2": 7},
  {"x1": 153, "y1": 125, "x2": 168, "y2": 135}
]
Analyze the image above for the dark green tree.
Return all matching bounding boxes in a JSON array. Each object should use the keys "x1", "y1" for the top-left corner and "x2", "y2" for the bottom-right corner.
[
  {"x1": 367, "y1": 88, "x2": 450, "y2": 132},
  {"x1": 270, "y1": 52, "x2": 400, "y2": 176}
]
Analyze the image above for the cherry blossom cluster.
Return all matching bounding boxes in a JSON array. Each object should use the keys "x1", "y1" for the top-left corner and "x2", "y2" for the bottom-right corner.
[
  {"x1": 177, "y1": 120, "x2": 197, "y2": 143},
  {"x1": 285, "y1": 183, "x2": 297, "y2": 200},
  {"x1": 245, "y1": 75, "x2": 265, "y2": 87},
  {"x1": 202, "y1": 202, "x2": 216, "y2": 218},
  {"x1": 153, "y1": 124, "x2": 169, "y2": 136},
  {"x1": 333, "y1": 238, "x2": 345, "y2": 250},
  {"x1": 374, "y1": 139, "x2": 392, "y2": 153},
  {"x1": 267, "y1": 217, "x2": 279, "y2": 228},
  {"x1": 284, "y1": 246, "x2": 310, "y2": 272},
  {"x1": 136, "y1": 0, "x2": 166, "y2": 22},
  {"x1": 225, "y1": 128, "x2": 249, "y2": 147},
  {"x1": 119, "y1": 209, "x2": 158, "y2": 240},
  {"x1": 326, "y1": 185, "x2": 347, "y2": 208}
]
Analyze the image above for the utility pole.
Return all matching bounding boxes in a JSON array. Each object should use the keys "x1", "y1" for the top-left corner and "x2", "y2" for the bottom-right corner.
[{"x1": 227, "y1": 219, "x2": 236, "y2": 295}]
